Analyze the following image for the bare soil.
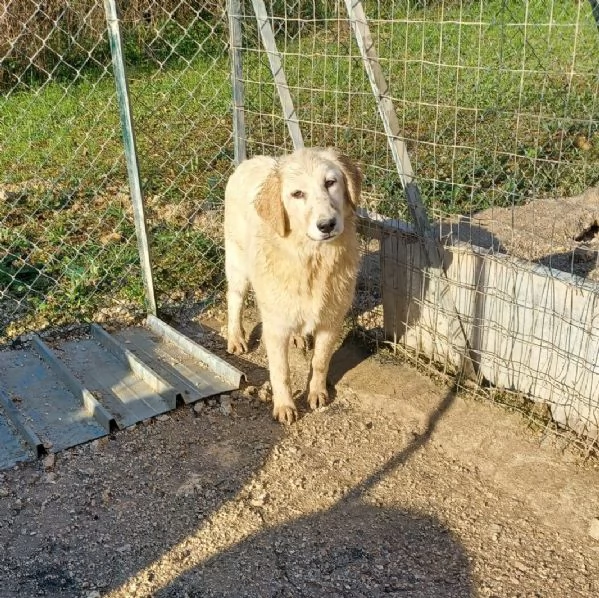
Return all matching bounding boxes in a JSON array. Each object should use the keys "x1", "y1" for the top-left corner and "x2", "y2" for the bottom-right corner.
[
  {"x1": 1, "y1": 314, "x2": 598, "y2": 598},
  {"x1": 446, "y1": 186, "x2": 599, "y2": 280}
]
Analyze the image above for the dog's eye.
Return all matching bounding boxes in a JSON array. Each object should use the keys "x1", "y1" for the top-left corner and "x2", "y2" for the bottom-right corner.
[
  {"x1": 291, "y1": 190, "x2": 305, "y2": 199},
  {"x1": 324, "y1": 179, "x2": 336, "y2": 189}
]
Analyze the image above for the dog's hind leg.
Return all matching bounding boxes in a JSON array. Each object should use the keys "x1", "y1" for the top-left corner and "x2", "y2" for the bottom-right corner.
[{"x1": 225, "y1": 241, "x2": 249, "y2": 355}]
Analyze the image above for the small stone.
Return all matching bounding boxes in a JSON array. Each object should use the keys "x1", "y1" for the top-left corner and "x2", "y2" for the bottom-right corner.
[
  {"x1": 193, "y1": 402, "x2": 205, "y2": 414},
  {"x1": 220, "y1": 396, "x2": 233, "y2": 416},
  {"x1": 514, "y1": 561, "x2": 528, "y2": 572},
  {"x1": 43, "y1": 454, "x2": 55, "y2": 470},
  {"x1": 117, "y1": 543, "x2": 132, "y2": 553},
  {"x1": 589, "y1": 518, "x2": 599, "y2": 541},
  {"x1": 243, "y1": 385, "x2": 257, "y2": 398},
  {"x1": 156, "y1": 414, "x2": 170, "y2": 422},
  {"x1": 250, "y1": 492, "x2": 268, "y2": 507},
  {"x1": 86, "y1": 591, "x2": 101, "y2": 598}
]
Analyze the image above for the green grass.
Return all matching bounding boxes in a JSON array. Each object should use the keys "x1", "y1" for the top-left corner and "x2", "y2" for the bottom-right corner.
[
  {"x1": 1, "y1": 0, "x2": 598, "y2": 339},
  {"x1": 0, "y1": 50, "x2": 232, "y2": 339},
  {"x1": 247, "y1": 0, "x2": 599, "y2": 216}
]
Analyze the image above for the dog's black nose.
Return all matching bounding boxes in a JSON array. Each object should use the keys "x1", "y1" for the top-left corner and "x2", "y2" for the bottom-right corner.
[{"x1": 316, "y1": 217, "x2": 336, "y2": 234}]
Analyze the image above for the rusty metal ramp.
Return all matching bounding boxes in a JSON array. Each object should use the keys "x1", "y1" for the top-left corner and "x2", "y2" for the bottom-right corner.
[{"x1": 0, "y1": 317, "x2": 243, "y2": 470}]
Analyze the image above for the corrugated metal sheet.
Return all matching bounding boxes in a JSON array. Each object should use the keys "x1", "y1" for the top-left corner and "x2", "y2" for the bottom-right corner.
[{"x1": 0, "y1": 319, "x2": 243, "y2": 470}]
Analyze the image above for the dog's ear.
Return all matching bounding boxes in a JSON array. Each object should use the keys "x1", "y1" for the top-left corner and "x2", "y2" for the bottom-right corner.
[
  {"x1": 254, "y1": 169, "x2": 287, "y2": 237},
  {"x1": 329, "y1": 149, "x2": 362, "y2": 210}
]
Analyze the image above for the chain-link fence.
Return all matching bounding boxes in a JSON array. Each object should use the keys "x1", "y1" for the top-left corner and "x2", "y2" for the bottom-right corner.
[
  {"x1": 1, "y1": 0, "x2": 233, "y2": 341},
  {"x1": 1, "y1": 1, "x2": 134, "y2": 339},
  {"x1": 2, "y1": 1, "x2": 599, "y2": 443}
]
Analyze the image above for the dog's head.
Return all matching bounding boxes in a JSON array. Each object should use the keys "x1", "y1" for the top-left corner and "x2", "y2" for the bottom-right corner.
[{"x1": 254, "y1": 147, "x2": 361, "y2": 241}]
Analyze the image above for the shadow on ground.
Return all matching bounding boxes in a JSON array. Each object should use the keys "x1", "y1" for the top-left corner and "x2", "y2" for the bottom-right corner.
[
  {"x1": 156, "y1": 502, "x2": 472, "y2": 598},
  {"x1": 0, "y1": 349, "x2": 278, "y2": 597},
  {"x1": 0, "y1": 318, "x2": 471, "y2": 598},
  {"x1": 153, "y1": 385, "x2": 473, "y2": 598}
]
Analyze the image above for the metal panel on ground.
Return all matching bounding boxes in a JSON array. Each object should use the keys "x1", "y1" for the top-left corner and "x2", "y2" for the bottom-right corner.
[
  {"x1": 58, "y1": 336, "x2": 173, "y2": 429},
  {"x1": 0, "y1": 350, "x2": 108, "y2": 453},
  {"x1": 115, "y1": 322, "x2": 242, "y2": 404},
  {"x1": 0, "y1": 408, "x2": 33, "y2": 470},
  {"x1": 0, "y1": 387, "x2": 44, "y2": 457},
  {"x1": 0, "y1": 320, "x2": 244, "y2": 470}
]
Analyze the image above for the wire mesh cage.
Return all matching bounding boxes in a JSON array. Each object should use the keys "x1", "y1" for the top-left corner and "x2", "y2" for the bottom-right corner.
[{"x1": 2, "y1": 0, "x2": 599, "y2": 443}]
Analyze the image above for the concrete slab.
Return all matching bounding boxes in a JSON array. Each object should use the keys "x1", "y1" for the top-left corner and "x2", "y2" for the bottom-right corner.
[{"x1": 380, "y1": 223, "x2": 599, "y2": 440}]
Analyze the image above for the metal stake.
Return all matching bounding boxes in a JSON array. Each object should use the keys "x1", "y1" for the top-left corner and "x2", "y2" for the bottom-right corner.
[
  {"x1": 228, "y1": 0, "x2": 248, "y2": 165},
  {"x1": 103, "y1": 0, "x2": 157, "y2": 315}
]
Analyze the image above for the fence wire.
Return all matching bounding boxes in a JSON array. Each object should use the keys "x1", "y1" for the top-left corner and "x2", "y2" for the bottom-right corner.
[
  {"x1": 1, "y1": 1, "x2": 599, "y2": 445},
  {"x1": 1, "y1": 1, "x2": 143, "y2": 339},
  {"x1": 231, "y1": 1, "x2": 599, "y2": 442}
]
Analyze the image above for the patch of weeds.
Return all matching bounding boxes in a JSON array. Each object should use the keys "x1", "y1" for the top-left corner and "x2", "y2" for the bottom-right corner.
[
  {"x1": 152, "y1": 227, "x2": 224, "y2": 299},
  {"x1": 0, "y1": 255, "x2": 51, "y2": 299},
  {"x1": 121, "y1": 18, "x2": 226, "y2": 73}
]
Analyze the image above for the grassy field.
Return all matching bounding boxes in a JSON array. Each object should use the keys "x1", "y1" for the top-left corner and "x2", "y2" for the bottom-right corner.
[{"x1": 1, "y1": 0, "x2": 598, "y2": 340}]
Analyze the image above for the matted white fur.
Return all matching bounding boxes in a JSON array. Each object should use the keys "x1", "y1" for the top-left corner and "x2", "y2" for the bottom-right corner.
[{"x1": 224, "y1": 147, "x2": 362, "y2": 423}]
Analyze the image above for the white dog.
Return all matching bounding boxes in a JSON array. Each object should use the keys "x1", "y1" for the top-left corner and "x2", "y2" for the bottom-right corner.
[{"x1": 224, "y1": 147, "x2": 362, "y2": 423}]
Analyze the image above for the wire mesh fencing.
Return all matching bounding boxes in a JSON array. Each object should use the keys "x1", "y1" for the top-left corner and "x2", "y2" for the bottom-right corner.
[
  {"x1": 1, "y1": 0, "x2": 143, "y2": 341},
  {"x1": 2, "y1": 1, "x2": 599, "y2": 444},
  {"x1": 230, "y1": 1, "x2": 599, "y2": 442},
  {"x1": 1, "y1": 1, "x2": 233, "y2": 341}
]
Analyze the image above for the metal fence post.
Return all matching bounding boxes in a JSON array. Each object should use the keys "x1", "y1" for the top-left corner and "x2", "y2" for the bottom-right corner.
[
  {"x1": 228, "y1": 0, "x2": 247, "y2": 165},
  {"x1": 103, "y1": 0, "x2": 157, "y2": 315},
  {"x1": 343, "y1": 0, "x2": 479, "y2": 379},
  {"x1": 251, "y1": 0, "x2": 305, "y2": 150}
]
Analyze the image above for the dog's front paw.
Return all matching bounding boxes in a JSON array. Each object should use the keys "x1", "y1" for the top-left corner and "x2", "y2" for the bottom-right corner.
[
  {"x1": 272, "y1": 400, "x2": 298, "y2": 425},
  {"x1": 308, "y1": 389, "x2": 328, "y2": 410},
  {"x1": 227, "y1": 331, "x2": 248, "y2": 355}
]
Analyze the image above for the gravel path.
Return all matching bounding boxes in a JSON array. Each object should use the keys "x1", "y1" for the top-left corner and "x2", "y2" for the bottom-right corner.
[{"x1": 1, "y1": 321, "x2": 598, "y2": 598}]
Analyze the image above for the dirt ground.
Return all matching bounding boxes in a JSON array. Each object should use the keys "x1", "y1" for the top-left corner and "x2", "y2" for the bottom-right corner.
[
  {"x1": 446, "y1": 186, "x2": 599, "y2": 281},
  {"x1": 1, "y1": 314, "x2": 599, "y2": 598}
]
